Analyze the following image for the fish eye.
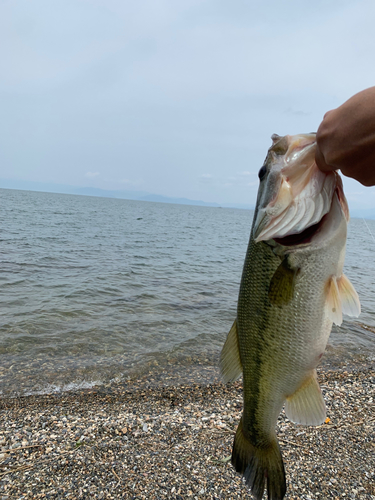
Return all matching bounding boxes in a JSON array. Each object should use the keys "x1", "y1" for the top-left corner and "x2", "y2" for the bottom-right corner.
[{"x1": 258, "y1": 165, "x2": 267, "y2": 181}]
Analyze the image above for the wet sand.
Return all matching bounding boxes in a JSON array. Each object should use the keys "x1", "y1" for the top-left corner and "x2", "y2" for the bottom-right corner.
[{"x1": 0, "y1": 361, "x2": 374, "y2": 500}]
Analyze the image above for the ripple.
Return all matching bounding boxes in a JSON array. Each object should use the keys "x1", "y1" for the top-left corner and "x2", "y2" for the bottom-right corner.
[{"x1": 0, "y1": 188, "x2": 374, "y2": 396}]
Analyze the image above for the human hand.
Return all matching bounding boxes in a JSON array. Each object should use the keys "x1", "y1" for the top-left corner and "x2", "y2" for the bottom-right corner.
[{"x1": 315, "y1": 87, "x2": 375, "y2": 187}]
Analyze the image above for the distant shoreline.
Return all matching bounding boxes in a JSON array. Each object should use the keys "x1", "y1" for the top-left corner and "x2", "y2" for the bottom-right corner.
[
  {"x1": 1, "y1": 185, "x2": 254, "y2": 210},
  {"x1": 2, "y1": 185, "x2": 375, "y2": 218}
]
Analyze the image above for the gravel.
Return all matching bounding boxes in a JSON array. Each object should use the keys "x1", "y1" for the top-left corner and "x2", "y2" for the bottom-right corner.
[{"x1": 0, "y1": 361, "x2": 374, "y2": 499}]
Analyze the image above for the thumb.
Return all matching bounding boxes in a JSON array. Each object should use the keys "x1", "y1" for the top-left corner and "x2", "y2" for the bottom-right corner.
[{"x1": 315, "y1": 143, "x2": 336, "y2": 173}]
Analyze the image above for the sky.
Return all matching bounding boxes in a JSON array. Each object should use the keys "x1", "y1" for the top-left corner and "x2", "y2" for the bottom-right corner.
[{"x1": 1, "y1": 0, "x2": 375, "y2": 209}]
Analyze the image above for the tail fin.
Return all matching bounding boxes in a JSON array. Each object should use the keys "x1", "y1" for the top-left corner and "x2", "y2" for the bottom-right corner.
[{"x1": 231, "y1": 418, "x2": 286, "y2": 500}]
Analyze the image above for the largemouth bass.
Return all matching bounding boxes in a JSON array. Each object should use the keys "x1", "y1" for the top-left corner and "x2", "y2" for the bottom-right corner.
[{"x1": 220, "y1": 133, "x2": 361, "y2": 500}]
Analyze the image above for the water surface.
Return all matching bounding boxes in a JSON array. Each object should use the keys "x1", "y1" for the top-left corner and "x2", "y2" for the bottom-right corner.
[{"x1": 0, "y1": 188, "x2": 374, "y2": 396}]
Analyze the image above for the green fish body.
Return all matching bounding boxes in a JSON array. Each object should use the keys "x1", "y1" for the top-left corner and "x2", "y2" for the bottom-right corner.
[{"x1": 220, "y1": 134, "x2": 361, "y2": 500}]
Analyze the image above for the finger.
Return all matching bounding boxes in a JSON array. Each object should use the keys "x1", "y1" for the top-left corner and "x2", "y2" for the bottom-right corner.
[{"x1": 315, "y1": 144, "x2": 336, "y2": 173}]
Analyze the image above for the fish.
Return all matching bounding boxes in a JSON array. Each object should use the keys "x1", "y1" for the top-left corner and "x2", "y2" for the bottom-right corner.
[{"x1": 220, "y1": 133, "x2": 361, "y2": 500}]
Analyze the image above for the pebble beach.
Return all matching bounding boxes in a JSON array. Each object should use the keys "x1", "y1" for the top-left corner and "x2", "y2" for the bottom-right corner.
[{"x1": 1, "y1": 358, "x2": 374, "y2": 500}]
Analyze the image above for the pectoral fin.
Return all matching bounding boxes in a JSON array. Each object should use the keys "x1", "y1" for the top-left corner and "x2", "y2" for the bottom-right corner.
[
  {"x1": 326, "y1": 274, "x2": 361, "y2": 325},
  {"x1": 285, "y1": 370, "x2": 326, "y2": 426},
  {"x1": 337, "y1": 274, "x2": 361, "y2": 317},
  {"x1": 268, "y1": 256, "x2": 300, "y2": 306},
  {"x1": 220, "y1": 320, "x2": 242, "y2": 383}
]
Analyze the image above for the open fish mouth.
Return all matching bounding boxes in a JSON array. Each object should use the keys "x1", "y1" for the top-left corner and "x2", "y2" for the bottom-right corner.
[
  {"x1": 254, "y1": 184, "x2": 334, "y2": 243},
  {"x1": 273, "y1": 215, "x2": 327, "y2": 246},
  {"x1": 253, "y1": 134, "x2": 349, "y2": 245}
]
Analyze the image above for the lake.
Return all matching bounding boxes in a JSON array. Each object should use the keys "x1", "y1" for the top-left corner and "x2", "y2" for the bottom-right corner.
[{"x1": 1, "y1": 188, "x2": 374, "y2": 396}]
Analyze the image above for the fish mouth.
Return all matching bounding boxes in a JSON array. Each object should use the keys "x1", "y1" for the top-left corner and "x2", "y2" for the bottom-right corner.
[
  {"x1": 253, "y1": 136, "x2": 339, "y2": 243},
  {"x1": 253, "y1": 134, "x2": 349, "y2": 245},
  {"x1": 253, "y1": 180, "x2": 335, "y2": 244},
  {"x1": 273, "y1": 215, "x2": 327, "y2": 247},
  {"x1": 270, "y1": 175, "x2": 349, "y2": 248}
]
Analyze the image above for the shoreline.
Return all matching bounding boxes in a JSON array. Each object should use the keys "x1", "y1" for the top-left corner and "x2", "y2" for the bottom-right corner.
[
  {"x1": 1, "y1": 362, "x2": 374, "y2": 499},
  {"x1": 1, "y1": 339, "x2": 374, "y2": 399}
]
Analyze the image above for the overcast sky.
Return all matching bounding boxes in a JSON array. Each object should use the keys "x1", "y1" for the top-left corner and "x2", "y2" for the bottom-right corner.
[{"x1": 1, "y1": 0, "x2": 375, "y2": 208}]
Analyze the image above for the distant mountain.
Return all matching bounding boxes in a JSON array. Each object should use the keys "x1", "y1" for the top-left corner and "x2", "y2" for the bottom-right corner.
[
  {"x1": 72, "y1": 186, "x2": 149, "y2": 200},
  {"x1": 139, "y1": 193, "x2": 220, "y2": 207},
  {"x1": 0, "y1": 179, "x2": 252, "y2": 209},
  {"x1": 2, "y1": 179, "x2": 374, "y2": 216}
]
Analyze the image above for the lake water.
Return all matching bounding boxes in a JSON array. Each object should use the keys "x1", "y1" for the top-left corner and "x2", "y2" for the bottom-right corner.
[{"x1": 1, "y1": 188, "x2": 374, "y2": 396}]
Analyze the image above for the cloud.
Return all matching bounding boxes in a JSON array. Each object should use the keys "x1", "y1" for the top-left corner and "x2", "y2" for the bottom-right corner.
[
  {"x1": 2, "y1": 0, "x2": 375, "y2": 208},
  {"x1": 238, "y1": 171, "x2": 253, "y2": 176},
  {"x1": 284, "y1": 107, "x2": 311, "y2": 117},
  {"x1": 119, "y1": 178, "x2": 143, "y2": 186},
  {"x1": 199, "y1": 173, "x2": 214, "y2": 183}
]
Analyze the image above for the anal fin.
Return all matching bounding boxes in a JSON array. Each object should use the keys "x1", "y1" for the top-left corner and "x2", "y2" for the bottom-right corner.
[
  {"x1": 220, "y1": 319, "x2": 242, "y2": 383},
  {"x1": 285, "y1": 370, "x2": 326, "y2": 426}
]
